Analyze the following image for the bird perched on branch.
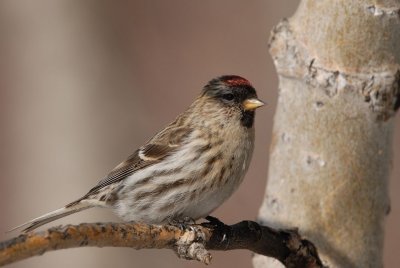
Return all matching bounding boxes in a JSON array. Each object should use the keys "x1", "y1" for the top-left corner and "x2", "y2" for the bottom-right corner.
[{"x1": 13, "y1": 75, "x2": 265, "y2": 232}]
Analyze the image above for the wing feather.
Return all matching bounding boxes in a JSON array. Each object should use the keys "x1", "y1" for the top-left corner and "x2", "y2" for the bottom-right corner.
[{"x1": 84, "y1": 125, "x2": 193, "y2": 195}]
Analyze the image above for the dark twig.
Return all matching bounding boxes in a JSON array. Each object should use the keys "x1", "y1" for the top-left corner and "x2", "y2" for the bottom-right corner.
[{"x1": 0, "y1": 220, "x2": 324, "y2": 267}]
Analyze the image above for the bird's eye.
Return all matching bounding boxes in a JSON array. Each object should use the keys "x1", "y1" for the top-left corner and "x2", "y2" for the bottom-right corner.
[{"x1": 221, "y1": 93, "x2": 234, "y2": 101}]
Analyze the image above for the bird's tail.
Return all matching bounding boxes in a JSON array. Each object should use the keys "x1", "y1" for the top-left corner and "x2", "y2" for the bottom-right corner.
[{"x1": 9, "y1": 200, "x2": 95, "y2": 233}]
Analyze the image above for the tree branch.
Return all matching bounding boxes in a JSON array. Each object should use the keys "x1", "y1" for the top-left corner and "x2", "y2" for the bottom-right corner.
[{"x1": 0, "y1": 219, "x2": 323, "y2": 268}]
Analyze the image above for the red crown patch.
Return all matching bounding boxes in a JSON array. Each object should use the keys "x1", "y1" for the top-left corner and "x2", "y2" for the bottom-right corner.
[{"x1": 223, "y1": 76, "x2": 252, "y2": 87}]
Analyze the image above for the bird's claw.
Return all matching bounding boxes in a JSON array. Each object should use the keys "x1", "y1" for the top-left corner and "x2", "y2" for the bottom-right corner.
[{"x1": 168, "y1": 216, "x2": 196, "y2": 230}]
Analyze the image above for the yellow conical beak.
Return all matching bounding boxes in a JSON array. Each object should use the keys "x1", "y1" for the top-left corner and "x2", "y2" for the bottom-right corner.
[{"x1": 243, "y1": 98, "x2": 265, "y2": 111}]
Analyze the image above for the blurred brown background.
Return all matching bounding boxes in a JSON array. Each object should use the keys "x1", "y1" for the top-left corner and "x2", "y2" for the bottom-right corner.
[{"x1": 0, "y1": 1, "x2": 399, "y2": 267}]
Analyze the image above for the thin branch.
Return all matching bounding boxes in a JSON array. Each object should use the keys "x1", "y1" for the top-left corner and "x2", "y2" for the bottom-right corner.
[{"x1": 0, "y1": 219, "x2": 324, "y2": 268}]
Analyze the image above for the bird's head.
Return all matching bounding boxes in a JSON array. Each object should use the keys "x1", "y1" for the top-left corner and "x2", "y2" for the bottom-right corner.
[{"x1": 201, "y1": 75, "x2": 265, "y2": 128}]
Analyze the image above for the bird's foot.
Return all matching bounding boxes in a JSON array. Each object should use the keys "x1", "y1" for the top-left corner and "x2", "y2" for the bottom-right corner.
[{"x1": 168, "y1": 216, "x2": 196, "y2": 230}]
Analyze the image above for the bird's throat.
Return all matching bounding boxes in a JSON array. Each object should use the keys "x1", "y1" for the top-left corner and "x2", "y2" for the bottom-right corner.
[{"x1": 241, "y1": 111, "x2": 255, "y2": 128}]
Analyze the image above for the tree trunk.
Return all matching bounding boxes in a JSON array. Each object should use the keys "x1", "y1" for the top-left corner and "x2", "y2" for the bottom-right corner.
[{"x1": 254, "y1": 1, "x2": 400, "y2": 267}]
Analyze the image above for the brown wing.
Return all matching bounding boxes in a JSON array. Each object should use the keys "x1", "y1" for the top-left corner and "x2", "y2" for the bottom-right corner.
[{"x1": 84, "y1": 125, "x2": 193, "y2": 196}]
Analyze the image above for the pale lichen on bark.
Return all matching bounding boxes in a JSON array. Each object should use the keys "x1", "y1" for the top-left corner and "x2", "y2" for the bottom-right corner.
[{"x1": 255, "y1": 1, "x2": 400, "y2": 267}]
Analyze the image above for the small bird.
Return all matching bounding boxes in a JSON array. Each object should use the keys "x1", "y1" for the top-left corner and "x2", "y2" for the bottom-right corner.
[{"x1": 14, "y1": 75, "x2": 265, "y2": 232}]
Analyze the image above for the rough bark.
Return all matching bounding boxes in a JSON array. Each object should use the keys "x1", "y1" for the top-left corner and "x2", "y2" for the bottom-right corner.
[
  {"x1": 0, "y1": 220, "x2": 323, "y2": 268},
  {"x1": 254, "y1": 1, "x2": 400, "y2": 267}
]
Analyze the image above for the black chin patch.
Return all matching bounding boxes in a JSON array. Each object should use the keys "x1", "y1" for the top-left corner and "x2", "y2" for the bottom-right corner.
[{"x1": 241, "y1": 110, "x2": 255, "y2": 128}]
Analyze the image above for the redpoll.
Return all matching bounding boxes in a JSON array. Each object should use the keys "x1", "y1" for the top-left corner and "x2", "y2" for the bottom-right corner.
[{"x1": 14, "y1": 75, "x2": 265, "y2": 232}]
